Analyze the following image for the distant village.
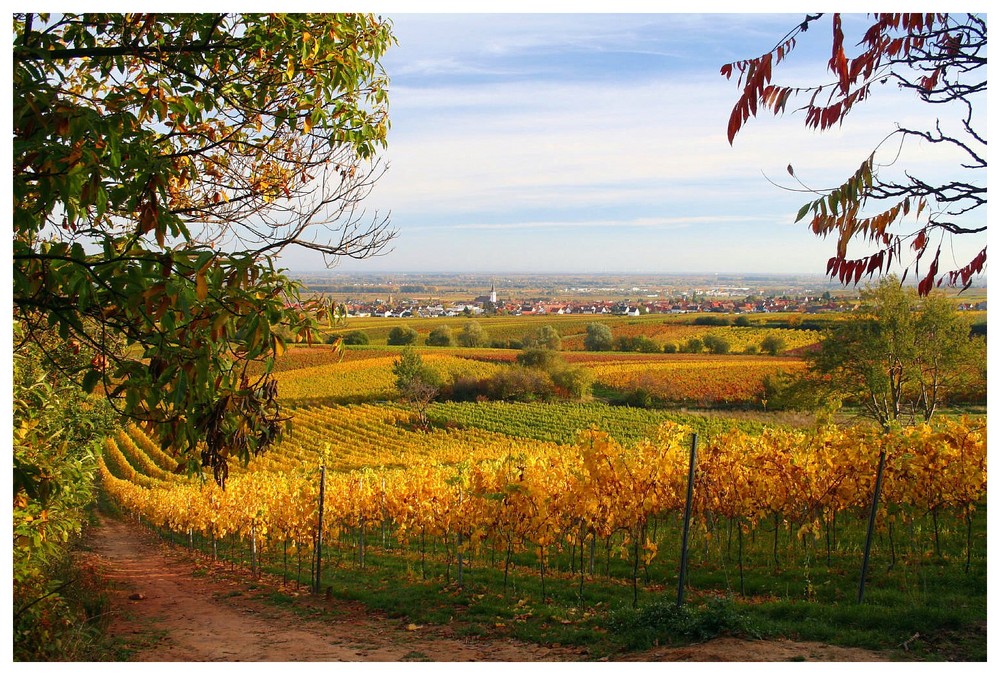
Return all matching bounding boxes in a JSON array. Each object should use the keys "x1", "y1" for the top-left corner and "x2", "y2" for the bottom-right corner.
[{"x1": 331, "y1": 282, "x2": 984, "y2": 319}]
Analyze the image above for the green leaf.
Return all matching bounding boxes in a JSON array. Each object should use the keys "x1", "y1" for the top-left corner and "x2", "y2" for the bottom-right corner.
[{"x1": 81, "y1": 369, "x2": 101, "y2": 393}]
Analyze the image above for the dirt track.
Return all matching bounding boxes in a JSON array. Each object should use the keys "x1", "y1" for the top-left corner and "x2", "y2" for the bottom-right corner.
[{"x1": 75, "y1": 514, "x2": 889, "y2": 662}]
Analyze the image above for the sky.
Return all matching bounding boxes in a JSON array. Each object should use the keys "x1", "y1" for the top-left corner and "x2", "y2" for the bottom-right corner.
[{"x1": 277, "y1": 7, "x2": 988, "y2": 277}]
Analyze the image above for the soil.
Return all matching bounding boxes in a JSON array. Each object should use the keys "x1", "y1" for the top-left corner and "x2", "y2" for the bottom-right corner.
[{"x1": 75, "y1": 514, "x2": 890, "y2": 662}]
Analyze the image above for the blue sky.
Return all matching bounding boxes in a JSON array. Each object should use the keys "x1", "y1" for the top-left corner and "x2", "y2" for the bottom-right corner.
[{"x1": 281, "y1": 9, "x2": 988, "y2": 277}]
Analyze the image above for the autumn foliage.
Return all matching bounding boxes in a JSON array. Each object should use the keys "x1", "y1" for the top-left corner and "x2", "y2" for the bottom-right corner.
[
  {"x1": 100, "y1": 407, "x2": 985, "y2": 595},
  {"x1": 723, "y1": 13, "x2": 986, "y2": 294}
]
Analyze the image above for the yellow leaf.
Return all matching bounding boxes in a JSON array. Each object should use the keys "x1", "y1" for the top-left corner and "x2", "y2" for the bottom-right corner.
[
  {"x1": 272, "y1": 334, "x2": 286, "y2": 357},
  {"x1": 196, "y1": 269, "x2": 208, "y2": 301}
]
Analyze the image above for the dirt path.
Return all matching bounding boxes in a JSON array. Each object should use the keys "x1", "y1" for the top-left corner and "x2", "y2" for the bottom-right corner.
[{"x1": 75, "y1": 514, "x2": 888, "y2": 662}]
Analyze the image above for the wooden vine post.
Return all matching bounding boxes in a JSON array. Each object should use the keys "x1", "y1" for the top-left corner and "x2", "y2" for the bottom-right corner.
[
  {"x1": 314, "y1": 463, "x2": 326, "y2": 595},
  {"x1": 676, "y1": 433, "x2": 698, "y2": 607},
  {"x1": 858, "y1": 446, "x2": 887, "y2": 603}
]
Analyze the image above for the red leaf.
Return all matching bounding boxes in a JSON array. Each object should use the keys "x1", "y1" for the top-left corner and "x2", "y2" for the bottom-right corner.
[
  {"x1": 853, "y1": 260, "x2": 865, "y2": 285},
  {"x1": 826, "y1": 257, "x2": 840, "y2": 276},
  {"x1": 917, "y1": 247, "x2": 941, "y2": 296}
]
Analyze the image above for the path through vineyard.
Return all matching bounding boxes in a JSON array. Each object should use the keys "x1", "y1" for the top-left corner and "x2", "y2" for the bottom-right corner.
[{"x1": 77, "y1": 514, "x2": 888, "y2": 662}]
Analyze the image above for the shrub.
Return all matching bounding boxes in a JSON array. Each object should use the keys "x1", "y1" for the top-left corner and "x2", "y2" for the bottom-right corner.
[
  {"x1": 637, "y1": 336, "x2": 661, "y2": 353},
  {"x1": 549, "y1": 365, "x2": 593, "y2": 399},
  {"x1": 341, "y1": 330, "x2": 369, "y2": 345},
  {"x1": 662, "y1": 342, "x2": 678, "y2": 354},
  {"x1": 734, "y1": 315, "x2": 752, "y2": 327},
  {"x1": 760, "y1": 334, "x2": 787, "y2": 356},
  {"x1": 522, "y1": 325, "x2": 562, "y2": 351},
  {"x1": 387, "y1": 325, "x2": 418, "y2": 345},
  {"x1": 485, "y1": 366, "x2": 554, "y2": 402},
  {"x1": 615, "y1": 335, "x2": 660, "y2": 353},
  {"x1": 762, "y1": 370, "x2": 822, "y2": 411},
  {"x1": 447, "y1": 376, "x2": 489, "y2": 402},
  {"x1": 693, "y1": 315, "x2": 731, "y2": 326},
  {"x1": 392, "y1": 348, "x2": 441, "y2": 427},
  {"x1": 425, "y1": 325, "x2": 453, "y2": 347},
  {"x1": 702, "y1": 335, "x2": 731, "y2": 354},
  {"x1": 614, "y1": 336, "x2": 635, "y2": 351},
  {"x1": 683, "y1": 337, "x2": 704, "y2": 353},
  {"x1": 392, "y1": 347, "x2": 441, "y2": 393},
  {"x1": 609, "y1": 597, "x2": 762, "y2": 650},
  {"x1": 14, "y1": 332, "x2": 118, "y2": 660},
  {"x1": 584, "y1": 323, "x2": 613, "y2": 351},
  {"x1": 490, "y1": 339, "x2": 523, "y2": 350},
  {"x1": 517, "y1": 347, "x2": 562, "y2": 370},
  {"x1": 457, "y1": 322, "x2": 488, "y2": 348},
  {"x1": 624, "y1": 387, "x2": 656, "y2": 408}
]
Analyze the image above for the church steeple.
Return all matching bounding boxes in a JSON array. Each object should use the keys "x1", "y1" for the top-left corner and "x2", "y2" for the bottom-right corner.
[{"x1": 489, "y1": 281, "x2": 497, "y2": 305}]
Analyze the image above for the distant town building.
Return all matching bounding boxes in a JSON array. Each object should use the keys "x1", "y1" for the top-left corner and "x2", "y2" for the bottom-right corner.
[{"x1": 473, "y1": 281, "x2": 498, "y2": 308}]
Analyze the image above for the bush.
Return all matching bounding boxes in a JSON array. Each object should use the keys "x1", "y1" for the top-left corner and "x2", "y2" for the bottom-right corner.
[
  {"x1": 760, "y1": 334, "x2": 787, "y2": 356},
  {"x1": 609, "y1": 598, "x2": 762, "y2": 650},
  {"x1": 522, "y1": 325, "x2": 562, "y2": 351},
  {"x1": 14, "y1": 331, "x2": 119, "y2": 660},
  {"x1": 702, "y1": 335, "x2": 731, "y2": 355},
  {"x1": 425, "y1": 325, "x2": 453, "y2": 347},
  {"x1": 662, "y1": 342, "x2": 678, "y2": 354},
  {"x1": 734, "y1": 315, "x2": 752, "y2": 327},
  {"x1": 392, "y1": 348, "x2": 440, "y2": 392},
  {"x1": 517, "y1": 347, "x2": 562, "y2": 370},
  {"x1": 387, "y1": 325, "x2": 418, "y2": 345},
  {"x1": 683, "y1": 337, "x2": 704, "y2": 353},
  {"x1": 693, "y1": 315, "x2": 731, "y2": 326},
  {"x1": 549, "y1": 365, "x2": 593, "y2": 399},
  {"x1": 614, "y1": 336, "x2": 635, "y2": 351},
  {"x1": 584, "y1": 323, "x2": 613, "y2": 351},
  {"x1": 490, "y1": 339, "x2": 523, "y2": 350},
  {"x1": 623, "y1": 387, "x2": 656, "y2": 408},
  {"x1": 615, "y1": 335, "x2": 660, "y2": 353},
  {"x1": 457, "y1": 322, "x2": 488, "y2": 348},
  {"x1": 485, "y1": 366, "x2": 554, "y2": 402},
  {"x1": 339, "y1": 330, "x2": 369, "y2": 345},
  {"x1": 762, "y1": 370, "x2": 822, "y2": 411},
  {"x1": 637, "y1": 337, "x2": 661, "y2": 353},
  {"x1": 446, "y1": 376, "x2": 489, "y2": 402}
]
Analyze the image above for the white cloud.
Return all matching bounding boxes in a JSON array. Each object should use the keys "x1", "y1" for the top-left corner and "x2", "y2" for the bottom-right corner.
[
  {"x1": 415, "y1": 214, "x2": 770, "y2": 231},
  {"x1": 298, "y1": 12, "x2": 987, "y2": 275},
  {"x1": 374, "y1": 69, "x2": 959, "y2": 222}
]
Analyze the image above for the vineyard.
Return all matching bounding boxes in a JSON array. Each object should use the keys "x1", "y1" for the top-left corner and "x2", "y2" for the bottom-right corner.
[
  {"x1": 422, "y1": 400, "x2": 803, "y2": 446},
  {"x1": 584, "y1": 355, "x2": 808, "y2": 406},
  {"x1": 10, "y1": 303, "x2": 973, "y2": 661},
  {"x1": 99, "y1": 402, "x2": 986, "y2": 645},
  {"x1": 93, "y1": 325, "x2": 988, "y2": 656},
  {"x1": 273, "y1": 352, "x2": 505, "y2": 404},
  {"x1": 270, "y1": 344, "x2": 811, "y2": 409}
]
